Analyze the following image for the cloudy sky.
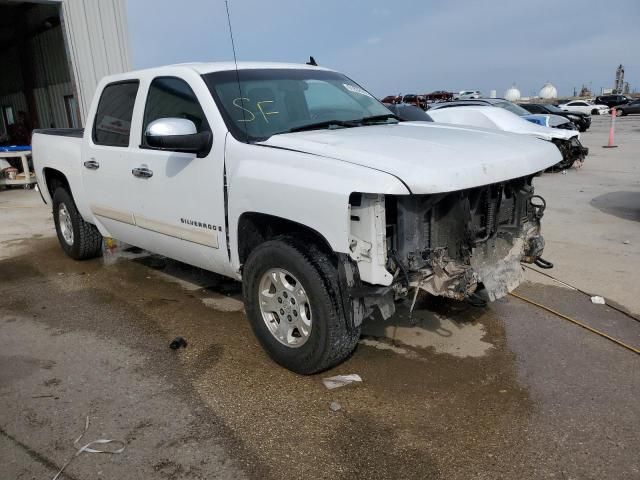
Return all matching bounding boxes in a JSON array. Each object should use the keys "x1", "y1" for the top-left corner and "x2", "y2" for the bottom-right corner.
[{"x1": 126, "y1": 0, "x2": 639, "y2": 98}]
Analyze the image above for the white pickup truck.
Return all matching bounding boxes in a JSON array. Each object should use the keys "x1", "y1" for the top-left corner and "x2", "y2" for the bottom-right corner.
[{"x1": 32, "y1": 62, "x2": 560, "y2": 374}]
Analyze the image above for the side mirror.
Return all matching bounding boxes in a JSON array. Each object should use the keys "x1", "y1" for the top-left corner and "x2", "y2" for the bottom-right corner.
[{"x1": 144, "y1": 118, "x2": 212, "y2": 158}]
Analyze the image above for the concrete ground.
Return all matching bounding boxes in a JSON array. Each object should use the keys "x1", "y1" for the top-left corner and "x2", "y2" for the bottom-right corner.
[{"x1": 1, "y1": 115, "x2": 639, "y2": 479}]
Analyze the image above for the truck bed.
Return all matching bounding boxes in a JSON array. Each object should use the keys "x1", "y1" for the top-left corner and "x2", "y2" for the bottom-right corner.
[{"x1": 32, "y1": 128, "x2": 84, "y2": 138}]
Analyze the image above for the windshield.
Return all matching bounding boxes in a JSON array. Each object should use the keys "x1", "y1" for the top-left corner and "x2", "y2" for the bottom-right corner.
[
  {"x1": 202, "y1": 69, "x2": 394, "y2": 141},
  {"x1": 493, "y1": 101, "x2": 531, "y2": 116}
]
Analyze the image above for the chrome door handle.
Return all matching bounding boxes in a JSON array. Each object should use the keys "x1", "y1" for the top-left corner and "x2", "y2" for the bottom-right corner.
[
  {"x1": 83, "y1": 159, "x2": 99, "y2": 170},
  {"x1": 132, "y1": 166, "x2": 153, "y2": 178}
]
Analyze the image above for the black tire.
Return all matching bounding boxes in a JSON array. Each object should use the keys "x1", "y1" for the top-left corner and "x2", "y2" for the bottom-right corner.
[
  {"x1": 242, "y1": 236, "x2": 360, "y2": 374},
  {"x1": 591, "y1": 109, "x2": 600, "y2": 115},
  {"x1": 617, "y1": 109, "x2": 626, "y2": 117},
  {"x1": 579, "y1": 126, "x2": 587, "y2": 133},
  {"x1": 52, "y1": 187, "x2": 103, "y2": 260}
]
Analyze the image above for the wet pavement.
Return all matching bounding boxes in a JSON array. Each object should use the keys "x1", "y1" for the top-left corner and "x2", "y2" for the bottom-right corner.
[{"x1": 1, "y1": 237, "x2": 638, "y2": 480}]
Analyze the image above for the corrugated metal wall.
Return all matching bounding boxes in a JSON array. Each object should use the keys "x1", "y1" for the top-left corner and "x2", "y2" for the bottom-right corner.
[
  {"x1": 60, "y1": 0, "x2": 131, "y2": 123},
  {"x1": 34, "y1": 82, "x2": 74, "y2": 129},
  {"x1": 0, "y1": 92, "x2": 28, "y2": 115},
  {"x1": 31, "y1": 25, "x2": 72, "y2": 88}
]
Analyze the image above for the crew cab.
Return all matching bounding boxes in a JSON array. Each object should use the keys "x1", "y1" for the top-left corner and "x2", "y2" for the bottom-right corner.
[{"x1": 32, "y1": 62, "x2": 561, "y2": 374}]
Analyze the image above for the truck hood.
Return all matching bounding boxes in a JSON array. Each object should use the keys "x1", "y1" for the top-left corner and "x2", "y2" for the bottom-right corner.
[{"x1": 258, "y1": 123, "x2": 561, "y2": 194}]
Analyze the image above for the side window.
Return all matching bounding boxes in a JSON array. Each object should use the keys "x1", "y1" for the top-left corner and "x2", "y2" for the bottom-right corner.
[
  {"x1": 142, "y1": 77, "x2": 209, "y2": 146},
  {"x1": 93, "y1": 81, "x2": 139, "y2": 147}
]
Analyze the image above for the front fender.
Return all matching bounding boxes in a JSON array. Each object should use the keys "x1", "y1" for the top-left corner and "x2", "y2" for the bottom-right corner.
[{"x1": 224, "y1": 137, "x2": 409, "y2": 273}]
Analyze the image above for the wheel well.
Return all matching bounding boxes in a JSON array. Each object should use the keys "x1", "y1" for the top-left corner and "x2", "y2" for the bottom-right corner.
[
  {"x1": 237, "y1": 212, "x2": 334, "y2": 265},
  {"x1": 43, "y1": 168, "x2": 70, "y2": 198}
]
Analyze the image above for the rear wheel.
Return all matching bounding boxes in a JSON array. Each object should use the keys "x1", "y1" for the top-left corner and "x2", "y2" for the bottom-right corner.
[
  {"x1": 52, "y1": 187, "x2": 103, "y2": 260},
  {"x1": 617, "y1": 109, "x2": 626, "y2": 117},
  {"x1": 591, "y1": 109, "x2": 600, "y2": 115},
  {"x1": 243, "y1": 236, "x2": 360, "y2": 374}
]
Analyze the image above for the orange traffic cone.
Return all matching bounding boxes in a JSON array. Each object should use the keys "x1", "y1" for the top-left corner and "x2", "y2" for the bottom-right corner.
[{"x1": 603, "y1": 108, "x2": 618, "y2": 148}]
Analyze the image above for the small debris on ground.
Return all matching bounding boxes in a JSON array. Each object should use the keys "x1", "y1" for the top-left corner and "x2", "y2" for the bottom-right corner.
[
  {"x1": 53, "y1": 416, "x2": 125, "y2": 480},
  {"x1": 591, "y1": 296, "x2": 606, "y2": 305},
  {"x1": 322, "y1": 374, "x2": 362, "y2": 390},
  {"x1": 330, "y1": 401, "x2": 342, "y2": 412},
  {"x1": 169, "y1": 336, "x2": 188, "y2": 349},
  {"x1": 623, "y1": 240, "x2": 630, "y2": 245}
]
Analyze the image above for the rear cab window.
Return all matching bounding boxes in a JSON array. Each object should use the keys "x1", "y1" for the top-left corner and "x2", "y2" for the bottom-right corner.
[{"x1": 92, "y1": 81, "x2": 139, "y2": 147}]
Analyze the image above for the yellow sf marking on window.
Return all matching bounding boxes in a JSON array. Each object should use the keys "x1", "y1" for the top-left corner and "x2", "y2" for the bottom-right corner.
[
  {"x1": 256, "y1": 100, "x2": 279, "y2": 123},
  {"x1": 232, "y1": 97, "x2": 255, "y2": 122}
]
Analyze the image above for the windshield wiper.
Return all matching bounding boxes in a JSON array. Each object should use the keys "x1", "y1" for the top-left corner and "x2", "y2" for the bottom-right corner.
[
  {"x1": 287, "y1": 119, "x2": 359, "y2": 133},
  {"x1": 358, "y1": 113, "x2": 400, "y2": 124},
  {"x1": 285, "y1": 114, "x2": 399, "y2": 134}
]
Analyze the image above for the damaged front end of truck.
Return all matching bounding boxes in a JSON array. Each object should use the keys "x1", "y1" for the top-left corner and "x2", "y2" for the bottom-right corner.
[{"x1": 348, "y1": 174, "x2": 549, "y2": 320}]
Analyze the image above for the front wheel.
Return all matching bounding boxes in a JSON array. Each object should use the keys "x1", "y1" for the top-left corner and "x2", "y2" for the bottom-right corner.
[
  {"x1": 52, "y1": 187, "x2": 103, "y2": 260},
  {"x1": 242, "y1": 237, "x2": 360, "y2": 374},
  {"x1": 617, "y1": 109, "x2": 626, "y2": 117}
]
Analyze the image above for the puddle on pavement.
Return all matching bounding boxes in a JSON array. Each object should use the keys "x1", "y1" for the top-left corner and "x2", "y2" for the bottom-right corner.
[
  {"x1": 362, "y1": 295, "x2": 494, "y2": 358},
  {"x1": 201, "y1": 296, "x2": 244, "y2": 312}
]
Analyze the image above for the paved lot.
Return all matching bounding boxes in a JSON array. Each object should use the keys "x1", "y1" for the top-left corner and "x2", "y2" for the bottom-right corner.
[{"x1": 1, "y1": 115, "x2": 639, "y2": 479}]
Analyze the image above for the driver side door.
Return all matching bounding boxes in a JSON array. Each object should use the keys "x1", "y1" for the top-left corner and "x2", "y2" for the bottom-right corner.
[{"x1": 126, "y1": 76, "x2": 229, "y2": 273}]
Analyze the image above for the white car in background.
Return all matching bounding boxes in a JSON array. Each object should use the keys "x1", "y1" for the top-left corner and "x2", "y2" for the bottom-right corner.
[
  {"x1": 455, "y1": 90, "x2": 481, "y2": 99},
  {"x1": 427, "y1": 105, "x2": 587, "y2": 170},
  {"x1": 558, "y1": 100, "x2": 609, "y2": 116}
]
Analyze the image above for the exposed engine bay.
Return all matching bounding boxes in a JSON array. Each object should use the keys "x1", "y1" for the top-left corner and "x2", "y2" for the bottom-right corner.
[{"x1": 348, "y1": 175, "x2": 548, "y2": 320}]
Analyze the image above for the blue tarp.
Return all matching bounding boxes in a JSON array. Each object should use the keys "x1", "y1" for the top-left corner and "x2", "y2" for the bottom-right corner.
[{"x1": 0, "y1": 145, "x2": 31, "y2": 152}]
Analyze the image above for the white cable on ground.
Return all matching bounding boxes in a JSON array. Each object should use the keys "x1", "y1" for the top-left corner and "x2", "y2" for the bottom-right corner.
[{"x1": 52, "y1": 416, "x2": 125, "y2": 480}]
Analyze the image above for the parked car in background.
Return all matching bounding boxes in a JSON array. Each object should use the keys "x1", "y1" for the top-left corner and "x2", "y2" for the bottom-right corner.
[
  {"x1": 615, "y1": 99, "x2": 640, "y2": 116},
  {"x1": 521, "y1": 103, "x2": 591, "y2": 132},
  {"x1": 455, "y1": 90, "x2": 481, "y2": 99},
  {"x1": 383, "y1": 103, "x2": 433, "y2": 122},
  {"x1": 402, "y1": 94, "x2": 428, "y2": 109},
  {"x1": 428, "y1": 105, "x2": 587, "y2": 170},
  {"x1": 558, "y1": 100, "x2": 609, "y2": 115},
  {"x1": 429, "y1": 98, "x2": 577, "y2": 131},
  {"x1": 425, "y1": 90, "x2": 453, "y2": 102},
  {"x1": 381, "y1": 94, "x2": 402, "y2": 104},
  {"x1": 594, "y1": 94, "x2": 633, "y2": 108},
  {"x1": 31, "y1": 61, "x2": 561, "y2": 374}
]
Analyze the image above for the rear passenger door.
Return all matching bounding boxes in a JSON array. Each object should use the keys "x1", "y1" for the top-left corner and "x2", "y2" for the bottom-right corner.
[{"x1": 82, "y1": 80, "x2": 141, "y2": 243}]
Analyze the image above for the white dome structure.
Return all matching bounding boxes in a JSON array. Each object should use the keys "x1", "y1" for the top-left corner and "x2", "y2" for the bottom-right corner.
[
  {"x1": 539, "y1": 82, "x2": 558, "y2": 99},
  {"x1": 504, "y1": 84, "x2": 521, "y2": 102}
]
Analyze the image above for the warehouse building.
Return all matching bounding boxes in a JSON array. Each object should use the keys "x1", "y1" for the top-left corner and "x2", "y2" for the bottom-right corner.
[{"x1": 0, "y1": 0, "x2": 130, "y2": 143}]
